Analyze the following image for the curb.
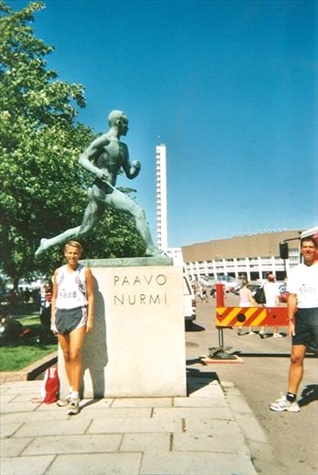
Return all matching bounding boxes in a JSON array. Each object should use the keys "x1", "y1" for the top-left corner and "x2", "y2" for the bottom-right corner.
[
  {"x1": 221, "y1": 380, "x2": 277, "y2": 474},
  {"x1": 0, "y1": 351, "x2": 57, "y2": 384}
]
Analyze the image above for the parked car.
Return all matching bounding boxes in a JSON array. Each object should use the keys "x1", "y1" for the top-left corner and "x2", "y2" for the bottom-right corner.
[
  {"x1": 209, "y1": 276, "x2": 242, "y2": 294},
  {"x1": 183, "y1": 275, "x2": 196, "y2": 329}
]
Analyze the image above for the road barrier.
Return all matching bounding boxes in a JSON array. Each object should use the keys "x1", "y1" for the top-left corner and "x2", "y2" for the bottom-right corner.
[
  {"x1": 215, "y1": 283, "x2": 288, "y2": 328},
  {"x1": 216, "y1": 305, "x2": 288, "y2": 327},
  {"x1": 207, "y1": 284, "x2": 289, "y2": 360}
]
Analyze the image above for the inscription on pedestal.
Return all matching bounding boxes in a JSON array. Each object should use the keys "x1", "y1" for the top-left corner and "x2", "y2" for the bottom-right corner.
[
  {"x1": 113, "y1": 273, "x2": 168, "y2": 306},
  {"x1": 58, "y1": 264, "x2": 187, "y2": 398}
]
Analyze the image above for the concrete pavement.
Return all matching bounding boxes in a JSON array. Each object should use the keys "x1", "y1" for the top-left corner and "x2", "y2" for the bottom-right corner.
[{"x1": 0, "y1": 370, "x2": 266, "y2": 475}]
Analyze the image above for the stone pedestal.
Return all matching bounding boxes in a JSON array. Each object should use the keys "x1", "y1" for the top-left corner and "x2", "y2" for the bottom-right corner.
[{"x1": 58, "y1": 260, "x2": 187, "y2": 398}]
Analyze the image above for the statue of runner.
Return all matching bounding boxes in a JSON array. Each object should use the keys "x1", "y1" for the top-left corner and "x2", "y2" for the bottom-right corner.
[{"x1": 35, "y1": 110, "x2": 161, "y2": 257}]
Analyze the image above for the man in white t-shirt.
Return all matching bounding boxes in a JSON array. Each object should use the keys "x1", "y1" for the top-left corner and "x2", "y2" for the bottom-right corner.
[
  {"x1": 270, "y1": 237, "x2": 318, "y2": 412},
  {"x1": 263, "y1": 273, "x2": 281, "y2": 338}
]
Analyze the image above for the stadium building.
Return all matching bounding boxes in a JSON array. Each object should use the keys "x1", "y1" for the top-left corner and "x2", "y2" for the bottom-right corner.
[{"x1": 181, "y1": 229, "x2": 302, "y2": 282}]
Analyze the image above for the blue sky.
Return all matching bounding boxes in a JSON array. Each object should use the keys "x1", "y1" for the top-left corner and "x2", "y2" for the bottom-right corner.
[{"x1": 7, "y1": 0, "x2": 318, "y2": 247}]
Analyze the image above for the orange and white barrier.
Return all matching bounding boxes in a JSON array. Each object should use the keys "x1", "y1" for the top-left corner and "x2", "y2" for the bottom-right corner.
[
  {"x1": 215, "y1": 283, "x2": 288, "y2": 328},
  {"x1": 216, "y1": 306, "x2": 288, "y2": 327}
]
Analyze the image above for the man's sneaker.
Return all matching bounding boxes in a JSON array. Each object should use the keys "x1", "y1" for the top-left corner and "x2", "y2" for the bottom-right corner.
[
  {"x1": 57, "y1": 394, "x2": 71, "y2": 407},
  {"x1": 67, "y1": 398, "x2": 80, "y2": 415},
  {"x1": 273, "y1": 333, "x2": 283, "y2": 338},
  {"x1": 270, "y1": 393, "x2": 300, "y2": 412}
]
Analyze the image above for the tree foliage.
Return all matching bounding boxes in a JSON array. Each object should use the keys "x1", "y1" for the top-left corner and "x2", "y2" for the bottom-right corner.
[{"x1": 0, "y1": 1, "x2": 145, "y2": 285}]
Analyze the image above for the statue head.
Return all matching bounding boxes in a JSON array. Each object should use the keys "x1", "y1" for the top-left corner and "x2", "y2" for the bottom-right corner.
[{"x1": 108, "y1": 110, "x2": 128, "y2": 130}]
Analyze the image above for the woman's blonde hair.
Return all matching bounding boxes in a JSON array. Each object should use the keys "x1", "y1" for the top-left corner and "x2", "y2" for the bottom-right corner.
[{"x1": 64, "y1": 240, "x2": 83, "y2": 256}]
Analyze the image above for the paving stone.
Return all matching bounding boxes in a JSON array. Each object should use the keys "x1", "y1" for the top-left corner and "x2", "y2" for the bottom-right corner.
[
  {"x1": 225, "y1": 391, "x2": 257, "y2": 414},
  {"x1": 22, "y1": 434, "x2": 122, "y2": 455},
  {"x1": 0, "y1": 394, "x2": 17, "y2": 403},
  {"x1": 173, "y1": 430, "x2": 250, "y2": 454},
  {"x1": 153, "y1": 406, "x2": 234, "y2": 420},
  {"x1": 1, "y1": 410, "x2": 72, "y2": 424},
  {"x1": 173, "y1": 397, "x2": 232, "y2": 411},
  {"x1": 79, "y1": 398, "x2": 114, "y2": 409},
  {"x1": 0, "y1": 381, "x2": 40, "y2": 393},
  {"x1": 0, "y1": 422, "x2": 23, "y2": 438},
  {"x1": 1, "y1": 437, "x2": 33, "y2": 457},
  {"x1": 140, "y1": 452, "x2": 257, "y2": 475},
  {"x1": 175, "y1": 383, "x2": 230, "y2": 408},
  {"x1": 0, "y1": 400, "x2": 41, "y2": 413},
  {"x1": 183, "y1": 417, "x2": 243, "y2": 435},
  {"x1": 120, "y1": 432, "x2": 171, "y2": 452},
  {"x1": 46, "y1": 453, "x2": 142, "y2": 475},
  {"x1": 14, "y1": 419, "x2": 91, "y2": 437},
  {"x1": 1, "y1": 455, "x2": 55, "y2": 475},
  {"x1": 88, "y1": 417, "x2": 179, "y2": 434},
  {"x1": 111, "y1": 397, "x2": 172, "y2": 408},
  {"x1": 34, "y1": 402, "x2": 73, "y2": 412},
  {"x1": 189, "y1": 381, "x2": 225, "y2": 397},
  {"x1": 7, "y1": 393, "x2": 44, "y2": 403},
  {"x1": 0, "y1": 377, "x2": 259, "y2": 475},
  {"x1": 76, "y1": 407, "x2": 152, "y2": 419}
]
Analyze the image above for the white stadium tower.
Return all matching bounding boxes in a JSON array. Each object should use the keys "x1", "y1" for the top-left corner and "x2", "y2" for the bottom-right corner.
[{"x1": 155, "y1": 144, "x2": 168, "y2": 252}]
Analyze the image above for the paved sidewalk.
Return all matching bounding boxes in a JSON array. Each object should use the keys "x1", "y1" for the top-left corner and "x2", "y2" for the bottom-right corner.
[{"x1": 0, "y1": 372, "x2": 263, "y2": 475}]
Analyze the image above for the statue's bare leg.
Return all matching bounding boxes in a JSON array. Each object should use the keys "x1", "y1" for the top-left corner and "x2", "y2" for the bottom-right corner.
[
  {"x1": 35, "y1": 195, "x2": 102, "y2": 257},
  {"x1": 35, "y1": 228, "x2": 80, "y2": 257},
  {"x1": 106, "y1": 188, "x2": 163, "y2": 256}
]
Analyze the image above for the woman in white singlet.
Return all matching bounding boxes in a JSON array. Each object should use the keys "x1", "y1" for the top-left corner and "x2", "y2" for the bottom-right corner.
[{"x1": 51, "y1": 240, "x2": 94, "y2": 415}]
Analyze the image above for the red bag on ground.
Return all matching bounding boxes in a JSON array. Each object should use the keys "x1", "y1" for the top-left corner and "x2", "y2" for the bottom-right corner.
[{"x1": 40, "y1": 367, "x2": 59, "y2": 404}]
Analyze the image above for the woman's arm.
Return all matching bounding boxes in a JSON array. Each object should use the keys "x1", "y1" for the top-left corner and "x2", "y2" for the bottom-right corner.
[
  {"x1": 248, "y1": 289, "x2": 257, "y2": 306},
  {"x1": 51, "y1": 270, "x2": 58, "y2": 333},
  {"x1": 85, "y1": 267, "x2": 95, "y2": 333}
]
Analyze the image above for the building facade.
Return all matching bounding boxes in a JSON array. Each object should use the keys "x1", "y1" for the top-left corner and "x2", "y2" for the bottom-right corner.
[
  {"x1": 156, "y1": 144, "x2": 168, "y2": 252},
  {"x1": 181, "y1": 230, "x2": 302, "y2": 282}
]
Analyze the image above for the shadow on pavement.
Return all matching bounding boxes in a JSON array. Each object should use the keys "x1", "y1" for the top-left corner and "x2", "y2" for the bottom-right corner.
[
  {"x1": 298, "y1": 384, "x2": 318, "y2": 407},
  {"x1": 186, "y1": 368, "x2": 219, "y2": 395},
  {"x1": 79, "y1": 398, "x2": 103, "y2": 410},
  {"x1": 185, "y1": 322, "x2": 205, "y2": 332}
]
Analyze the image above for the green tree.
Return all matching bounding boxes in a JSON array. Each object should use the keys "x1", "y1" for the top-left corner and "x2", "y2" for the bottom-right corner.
[{"x1": 0, "y1": 1, "x2": 144, "y2": 287}]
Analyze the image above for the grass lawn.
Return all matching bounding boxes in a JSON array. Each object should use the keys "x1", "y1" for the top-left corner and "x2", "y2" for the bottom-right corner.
[
  {"x1": 0, "y1": 311, "x2": 57, "y2": 372},
  {"x1": 0, "y1": 344, "x2": 57, "y2": 372}
]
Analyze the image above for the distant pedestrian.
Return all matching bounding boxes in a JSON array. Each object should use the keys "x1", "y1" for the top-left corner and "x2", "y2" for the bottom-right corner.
[
  {"x1": 8, "y1": 289, "x2": 17, "y2": 306},
  {"x1": 51, "y1": 240, "x2": 95, "y2": 415},
  {"x1": 39, "y1": 283, "x2": 53, "y2": 331},
  {"x1": 270, "y1": 237, "x2": 318, "y2": 412},
  {"x1": 210, "y1": 286, "x2": 216, "y2": 298},
  {"x1": 261, "y1": 273, "x2": 281, "y2": 338},
  {"x1": 24, "y1": 288, "x2": 31, "y2": 303},
  {"x1": 238, "y1": 280, "x2": 256, "y2": 335},
  {"x1": 201, "y1": 287, "x2": 208, "y2": 303}
]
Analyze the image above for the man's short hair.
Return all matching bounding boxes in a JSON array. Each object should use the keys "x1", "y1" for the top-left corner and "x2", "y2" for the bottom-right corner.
[{"x1": 301, "y1": 236, "x2": 318, "y2": 248}]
